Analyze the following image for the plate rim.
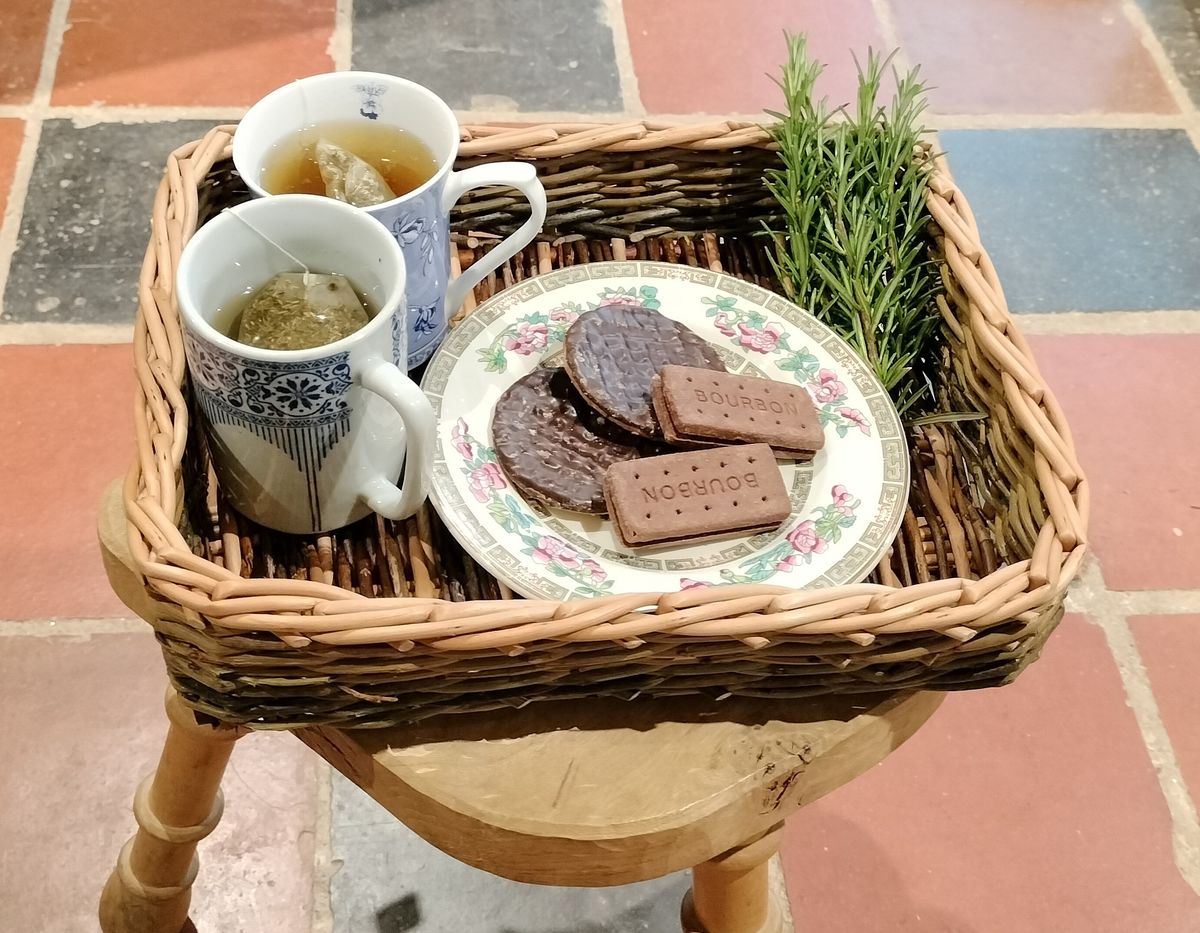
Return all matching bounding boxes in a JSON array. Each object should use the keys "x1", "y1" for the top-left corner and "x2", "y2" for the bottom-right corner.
[{"x1": 421, "y1": 260, "x2": 910, "y2": 599}]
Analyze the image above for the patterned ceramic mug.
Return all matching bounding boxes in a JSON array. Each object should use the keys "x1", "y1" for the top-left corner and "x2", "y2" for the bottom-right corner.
[
  {"x1": 176, "y1": 194, "x2": 436, "y2": 534},
  {"x1": 233, "y1": 71, "x2": 548, "y2": 370}
]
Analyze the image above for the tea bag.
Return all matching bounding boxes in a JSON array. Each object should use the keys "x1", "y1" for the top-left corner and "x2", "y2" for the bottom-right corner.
[
  {"x1": 315, "y1": 138, "x2": 396, "y2": 208},
  {"x1": 237, "y1": 272, "x2": 370, "y2": 350}
]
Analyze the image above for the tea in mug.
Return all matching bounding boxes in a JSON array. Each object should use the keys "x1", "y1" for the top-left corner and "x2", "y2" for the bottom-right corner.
[
  {"x1": 214, "y1": 272, "x2": 379, "y2": 351},
  {"x1": 260, "y1": 121, "x2": 438, "y2": 207}
]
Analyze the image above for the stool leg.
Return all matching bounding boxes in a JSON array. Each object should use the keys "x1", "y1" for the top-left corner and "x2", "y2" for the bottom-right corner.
[
  {"x1": 682, "y1": 823, "x2": 786, "y2": 933},
  {"x1": 99, "y1": 689, "x2": 245, "y2": 933}
]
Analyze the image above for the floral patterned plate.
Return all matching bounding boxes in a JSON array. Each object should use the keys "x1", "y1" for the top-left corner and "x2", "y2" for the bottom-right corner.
[{"x1": 421, "y1": 262, "x2": 908, "y2": 600}]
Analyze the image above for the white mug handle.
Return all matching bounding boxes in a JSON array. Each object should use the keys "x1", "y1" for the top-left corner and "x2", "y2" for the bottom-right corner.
[
  {"x1": 441, "y1": 162, "x2": 547, "y2": 315},
  {"x1": 357, "y1": 357, "x2": 437, "y2": 521}
]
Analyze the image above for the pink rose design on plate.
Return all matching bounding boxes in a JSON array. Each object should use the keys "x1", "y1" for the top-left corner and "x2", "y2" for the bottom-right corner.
[
  {"x1": 837, "y1": 406, "x2": 871, "y2": 436},
  {"x1": 713, "y1": 312, "x2": 736, "y2": 337},
  {"x1": 597, "y1": 295, "x2": 647, "y2": 309},
  {"x1": 580, "y1": 558, "x2": 605, "y2": 583},
  {"x1": 787, "y1": 520, "x2": 827, "y2": 555},
  {"x1": 737, "y1": 322, "x2": 783, "y2": 353},
  {"x1": 775, "y1": 554, "x2": 803, "y2": 573},
  {"x1": 680, "y1": 578, "x2": 712, "y2": 590},
  {"x1": 811, "y1": 369, "x2": 846, "y2": 404},
  {"x1": 467, "y1": 462, "x2": 506, "y2": 502},
  {"x1": 451, "y1": 417, "x2": 473, "y2": 459},
  {"x1": 503, "y1": 321, "x2": 549, "y2": 355},
  {"x1": 550, "y1": 307, "x2": 578, "y2": 322},
  {"x1": 832, "y1": 484, "x2": 854, "y2": 515},
  {"x1": 532, "y1": 535, "x2": 581, "y2": 570}
]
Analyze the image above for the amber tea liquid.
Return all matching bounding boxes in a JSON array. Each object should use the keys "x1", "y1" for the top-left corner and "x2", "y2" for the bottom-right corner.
[{"x1": 260, "y1": 121, "x2": 439, "y2": 200}]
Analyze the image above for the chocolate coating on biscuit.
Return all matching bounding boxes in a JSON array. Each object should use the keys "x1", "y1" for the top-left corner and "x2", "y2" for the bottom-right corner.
[
  {"x1": 563, "y1": 305, "x2": 726, "y2": 438},
  {"x1": 490, "y1": 368, "x2": 660, "y2": 514}
]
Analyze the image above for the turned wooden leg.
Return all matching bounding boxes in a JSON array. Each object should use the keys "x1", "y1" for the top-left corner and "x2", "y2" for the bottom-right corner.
[
  {"x1": 682, "y1": 823, "x2": 786, "y2": 933},
  {"x1": 99, "y1": 689, "x2": 245, "y2": 933}
]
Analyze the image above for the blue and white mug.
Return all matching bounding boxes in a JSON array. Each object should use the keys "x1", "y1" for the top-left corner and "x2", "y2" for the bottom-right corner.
[
  {"x1": 176, "y1": 195, "x2": 436, "y2": 534},
  {"x1": 233, "y1": 71, "x2": 548, "y2": 370}
]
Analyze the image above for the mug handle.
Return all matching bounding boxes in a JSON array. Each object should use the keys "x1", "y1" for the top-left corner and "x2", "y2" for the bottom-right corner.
[
  {"x1": 357, "y1": 357, "x2": 437, "y2": 521},
  {"x1": 441, "y1": 162, "x2": 548, "y2": 315}
]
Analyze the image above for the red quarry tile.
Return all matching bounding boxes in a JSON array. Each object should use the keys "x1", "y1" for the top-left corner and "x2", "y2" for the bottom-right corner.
[
  {"x1": 0, "y1": 0, "x2": 52, "y2": 104},
  {"x1": 892, "y1": 0, "x2": 1176, "y2": 114},
  {"x1": 1130, "y1": 615, "x2": 1200, "y2": 799},
  {"x1": 0, "y1": 119, "x2": 25, "y2": 218},
  {"x1": 53, "y1": 0, "x2": 335, "y2": 106},
  {"x1": 0, "y1": 345, "x2": 135, "y2": 619},
  {"x1": 1030, "y1": 335, "x2": 1200, "y2": 591},
  {"x1": 0, "y1": 634, "x2": 317, "y2": 931},
  {"x1": 623, "y1": 0, "x2": 884, "y2": 114},
  {"x1": 780, "y1": 616, "x2": 1199, "y2": 932}
]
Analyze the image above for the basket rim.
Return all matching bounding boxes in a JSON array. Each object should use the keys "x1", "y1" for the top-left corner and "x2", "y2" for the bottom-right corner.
[{"x1": 121, "y1": 120, "x2": 1089, "y2": 654}]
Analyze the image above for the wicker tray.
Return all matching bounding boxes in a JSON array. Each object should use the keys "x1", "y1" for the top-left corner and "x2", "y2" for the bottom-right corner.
[{"x1": 126, "y1": 121, "x2": 1088, "y2": 728}]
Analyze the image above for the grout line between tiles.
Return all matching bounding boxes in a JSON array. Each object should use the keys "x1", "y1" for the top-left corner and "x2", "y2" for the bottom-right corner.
[
  {"x1": 604, "y1": 0, "x2": 645, "y2": 117},
  {"x1": 1012, "y1": 310, "x2": 1200, "y2": 335},
  {"x1": 0, "y1": 103, "x2": 1196, "y2": 132},
  {"x1": 310, "y1": 759, "x2": 335, "y2": 933},
  {"x1": 1070, "y1": 560, "x2": 1200, "y2": 895},
  {"x1": 1119, "y1": 0, "x2": 1200, "y2": 152},
  {"x1": 0, "y1": 0, "x2": 72, "y2": 319},
  {"x1": 870, "y1": 0, "x2": 913, "y2": 73},
  {"x1": 0, "y1": 617, "x2": 145, "y2": 636},
  {"x1": 329, "y1": 0, "x2": 353, "y2": 72},
  {"x1": 0, "y1": 320, "x2": 133, "y2": 344},
  {"x1": 769, "y1": 855, "x2": 796, "y2": 931}
]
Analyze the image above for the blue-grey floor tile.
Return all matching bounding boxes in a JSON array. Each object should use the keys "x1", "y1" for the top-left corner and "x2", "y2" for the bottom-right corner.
[
  {"x1": 940, "y1": 129, "x2": 1200, "y2": 312},
  {"x1": 3, "y1": 120, "x2": 215, "y2": 324},
  {"x1": 352, "y1": 0, "x2": 623, "y2": 112},
  {"x1": 1137, "y1": 0, "x2": 1200, "y2": 106},
  {"x1": 330, "y1": 773, "x2": 690, "y2": 933}
]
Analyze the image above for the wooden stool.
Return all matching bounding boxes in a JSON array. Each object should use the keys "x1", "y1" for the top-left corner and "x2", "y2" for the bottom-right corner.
[{"x1": 97, "y1": 482, "x2": 943, "y2": 933}]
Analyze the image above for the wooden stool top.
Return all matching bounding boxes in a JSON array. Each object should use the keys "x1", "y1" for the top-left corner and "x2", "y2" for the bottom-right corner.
[{"x1": 99, "y1": 480, "x2": 942, "y2": 889}]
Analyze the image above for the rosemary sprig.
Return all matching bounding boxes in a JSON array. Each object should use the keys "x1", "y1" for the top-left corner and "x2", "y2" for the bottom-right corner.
[{"x1": 764, "y1": 34, "x2": 943, "y2": 419}]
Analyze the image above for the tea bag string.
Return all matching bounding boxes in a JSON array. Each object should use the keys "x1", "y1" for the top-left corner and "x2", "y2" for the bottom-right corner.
[{"x1": 221, "y1": 208, "x2": 313, "y2": 285}]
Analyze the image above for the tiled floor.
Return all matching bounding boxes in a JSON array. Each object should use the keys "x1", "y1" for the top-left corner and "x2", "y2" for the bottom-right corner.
[{"x1": 0, "y1": 1, "x2": 1197, "y2": 931}]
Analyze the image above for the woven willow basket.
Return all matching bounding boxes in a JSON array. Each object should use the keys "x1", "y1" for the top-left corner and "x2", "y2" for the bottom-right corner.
[{"x1": 125, "y1": 121, "x2": 1088, "y2": 729}]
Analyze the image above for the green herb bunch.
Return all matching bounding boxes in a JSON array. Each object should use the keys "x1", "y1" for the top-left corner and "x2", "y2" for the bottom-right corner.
[{"x1": 764, "y1": 34, "x2": 942, "y2": 419}]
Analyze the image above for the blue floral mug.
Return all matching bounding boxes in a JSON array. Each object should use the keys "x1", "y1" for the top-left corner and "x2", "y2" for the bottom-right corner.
[
  {"x1": 233, "y1": 71, "x2": 548, "y2": 370},
  {"x1": 176, "y1": 195, "x2": 436, "y2": 534}
]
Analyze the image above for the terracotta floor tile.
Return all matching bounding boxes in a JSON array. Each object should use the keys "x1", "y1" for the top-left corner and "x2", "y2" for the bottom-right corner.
[
  {"x1": 0, "y1": 119, "x2": 25, "y2": 219},
  {"x1": 1130, "y1": 615, "x2": 1200, "y2": 796},
  {"x1": 780, "y1": 616, "x2": 1200, "y2": 932},
  {"x1": 893, "y1": 0, "x2": 1176, "y2": 114},
  {"x1": 53, "y1": 0, "x2": 335, "y2": 106},
  {"x1": 0, "y1": 0, "x2": 51, "y2": 104},
  {"x1": 1030, "y1": 335, "x2": 1200, "y2": 590},
  {"x1": 0, "y1": 634, "x2": 318, "y2": 932},
  {"x1": 0, "y1": 345, "x2": 135, "y2": 619},
  {"x1": 623, "y1": 0, "x2": 884, "y2": 114}
]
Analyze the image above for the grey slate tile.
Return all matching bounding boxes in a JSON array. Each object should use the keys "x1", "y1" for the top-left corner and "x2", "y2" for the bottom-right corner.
[
  {"x1": 3, "y1": 119, "x2": 215, "y2": 324},
  {"x1": 1137, "y1": 0, "x2": 1200, "y2": 106},
  {"x1": 939, "y1": 128, "x2": 1200, "y2": 312},
  {"x1": 352, "y1": 0, "x2": 623, "y2": 112},
  {"x1": 330, "y1": 772, "x2": 691, "y2": 933}
]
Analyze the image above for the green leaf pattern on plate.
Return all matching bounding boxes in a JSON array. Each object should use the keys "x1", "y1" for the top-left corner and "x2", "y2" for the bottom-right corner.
[{"x1": 701, "y1": 294, "x2": 872, "y2": 438}]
